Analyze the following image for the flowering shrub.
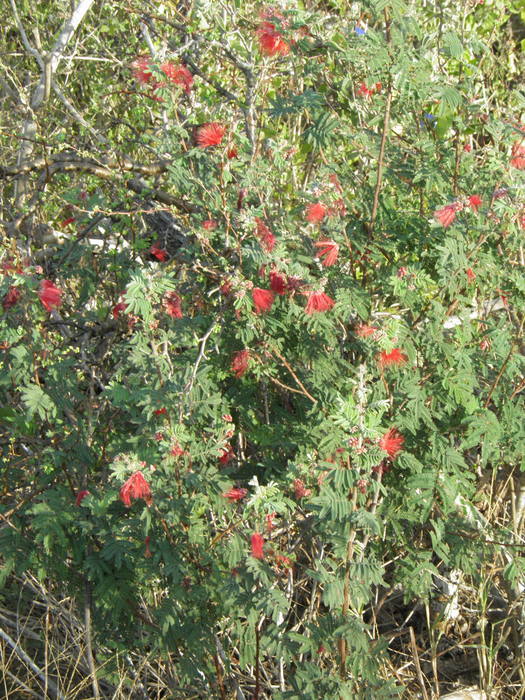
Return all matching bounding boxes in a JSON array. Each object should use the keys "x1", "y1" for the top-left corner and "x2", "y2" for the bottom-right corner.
[{"x1": 1, "y1": 0, "x2": 525, "y2": 698}]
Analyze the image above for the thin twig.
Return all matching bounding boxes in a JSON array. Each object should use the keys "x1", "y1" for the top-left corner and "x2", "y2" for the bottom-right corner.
[
  {"x1": 271, "y1": 348, "x2": 317, "y2": 404},
  {"x1": 409, "y1": 626, "x2": 429, "y2": 700},
  {"x1": 0, "y1": 626, "x2": 67, "y2": 700}
]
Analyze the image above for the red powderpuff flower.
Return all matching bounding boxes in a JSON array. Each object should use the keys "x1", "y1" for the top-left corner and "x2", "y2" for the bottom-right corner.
[
  {"x1": 306, "y1": 202, "x2": 327, "y2": 224},
  {"x1": 355, "y1": 323, "x2": 379, "y2": 338},
  {"x1": 237, "y1": 187, "x2": 247, "y2": 211},
  {"x1": 468, "y1": 195, "x2": 482, "y2": 211},
  {"x1": 357, "y1": 82, "x2": 374, "y2": 98},
  {"x1": 466, "y1": 267, "x2": 476, "y2": 283},
  {"x1": 119, "y1": 471, "x2": 153, "y2": 508},
  {"x1": 196, "y1": 122, "x2": 226, "y2": 148},
  {"x1": 149, "y1": 244, "x2": 168, "y2": 261},
  {"x1": 510, "y1": 141, "x2": 525, "y2": 169},
  {"x1": 219, "y1": 444, "x2": 235, "y2": 465},
  {"x1": 38, "y1": 280, "x2": 62, "y2": 312},
  {"x1": 434, "y1": 203, "x2": 460, "y2": 228},
  {"x1": 293, "y1": 478, "x2": 312, "y2": 499},
  {"x1": 2, "y1": 286, "x2": 21, "y2": 311},
  {"x1": 202, "y1": 219, "x2": 217, "y2": 230},
  {"x1": 251, "y1": 532, "x2": 265, "y2": 559},
  {"x1": 227, "y1": 146, "x2": 238, "y2": 159},
  {"x1": 254, "y1": 218, "x2": 276, "y2": 253},
  {"x1": 269, "y1": 270, "x2": 287, "y2": 295},
  {"x1": 231, "y1": 349, "x2": 250, "y2": 378},
  {"x1": 256, "y1": 18, "x2": 290, "y2": 57},
  {"x1": 223, "y1": 487, "x2": 248, "y2": 501},
  {"x1": 378, "y1": 348, "x2": 408, "y2": 368},
  {"x1": 220, "y1": 279, "x2": 233, "y2": 296},
  {"x1": 75, "y1": 490, "x2": 90, "y2": 506},
  {"x1": 274, "y1": 553, "x2": 293, "y2": 569},
  {"x1": 464, "y1": 143, "x2": 472, "y2": 153},
  {"x1": 379, "y1": 428, "x2": 404, "y2": 459},
  {"x1": 314, "y1": 240, "x2": 339, "y2": 267},
  {"x1": 60, "y1": 216, "x2": 76, "y2": 228},
  {"x1": 154, "y1": 407, "x2": 167, "y2": 416},
  {"x1": 163, "y1": 292, "x2": 183, "y2": 319},
  {"x1": 112, "y1": 301, "x2": 127, "y2": 319},
  {"x1": 252, "y1": 287, "x2": 274, "y2": 314},
  {"x1": 131, "y1": 55, "x2": 154, "y2": 84},
  {"x1": 305, "y1": 291, "x2": 334, "y2": 314},
  {"x1": 160, "y1": 62, "x2": 193, "y2": 93},
  {"x1": 170, "y1": 442, "x2": 185, "y2": 457}
]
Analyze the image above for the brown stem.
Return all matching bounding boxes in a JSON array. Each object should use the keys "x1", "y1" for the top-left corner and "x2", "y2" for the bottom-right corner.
[
  {"x1": 484, "y1": 342, "x2": 517, "y2": 408},
  {"x1": 254, "y1": 621, "x2": 261, "y2": 700},
  {"x1": 271, "y1": 348, "x2": 317, "y2": 404},
  {"x1": 339, "y1": 488, "x2": 358, "y2": 677},
  {"x1": 212, "y1": 652, "x2": 227, "y2": 700},
  {"x1": 84, "y1": 578, "x2": 101, "y2": 699}
]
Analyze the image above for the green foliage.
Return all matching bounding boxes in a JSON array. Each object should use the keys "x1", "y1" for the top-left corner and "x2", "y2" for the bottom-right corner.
[{"x1": 1, "y1": 0, "x2": 525, "y2": 696}]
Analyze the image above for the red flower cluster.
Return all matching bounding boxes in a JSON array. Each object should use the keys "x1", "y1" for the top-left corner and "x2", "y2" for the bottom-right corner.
[
  {"x1": 379, "y1": 428, "x2": 404, "y2": 459},
  {"x1": 38, "y1": 280, "x2": 62, "y2": 312},
  {"x1": 305, "y1": 291, "x2": 335, "y2": 314},
  {"x1": 231, "y1": 349, "x2": 250, "y2": 378},
  {"x1": 305, "y1": 202, "x2": 327, "y2": 224},
  {"x1": 2, "y1": 286, "x2": 21, "y2": 311},
  {"x1": 510, "y1": 141, "x2": 525, "y2": 169},
  {"x1": 163, "y1": 291, "x2": 183, "y2": 319},
  {"x1": 435, "y1": 196, "x2": 482, "y2": 227},
  {"x1": 131, "y1": 56, "x2": 193, "y2": 94},
  {"x1": 357, "y1": 82, "x2": 382, "y2": 98},
  {"x1": 131, "y1": 55, "x2": 154, "y2": 85},
  {"x1": 223, "y1": 487, "x2": 248, "y2": 501},
  {"x1": 75, "y1": 490, "x2": 90, "y2": 506},
  {"x1": 377, "y1": 348, "x2": 408, "y2": 368},
  {"x1": 196, "y1": 122, "x2": 226, "y2": 148},
  {"x1": 314, "y1": 239, "x2": 339, "y2": 267},
  {"x1": 251, "y1": 532, "x2": 265, "y2": 559},
  {"x1": 219, "y1": 444, "x2": 235, "y2": 465},
  {"x1": 293, "y1": 478, "x2": 312, "y2": 499},
  {"x1": 252, "y1": 287, "x2": 274, "y2": 313},
  {"x1": 434, "y1": 202, "x2": 462, "y2": 228},
  {"x1": 468, "y1": 195, "x2": 482, "y2": 211},
  {"x1": 254, "y1": 217, "x2": 276, "y2": 252},
  {"x1": 355, "y1": 323, "x2": 379, "y2": 338},
  {"x1": 149, "y1": 244, "x2": 168, "y2": 261},
  {"x1": 119, "y1": 471, "x2": 153, "y2": 507},
  {"x1": 256, "y1": 8, "x2": 290, "y2": 57},
  {"x1": 269, "y1": 270, "x2": 287, "y2": 295},
  {"x1": 170, "y1": 442, "x2": 185, "y2": 457},
  {"x1": 159, "y1": 63, "x2": 193, "y2": 93},
  {"x1": 202, "y1": 219, "x2": 217, "y2": 230},
  {"x1": 112, "y1": 301, "x2": 127, "y2": 319}
]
